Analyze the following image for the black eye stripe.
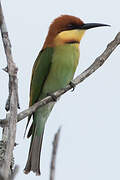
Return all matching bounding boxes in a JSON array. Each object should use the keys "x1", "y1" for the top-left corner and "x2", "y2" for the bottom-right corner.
[
  {"x1": 67, "y1": 24, "x2": 74, "y2": 28},
  {"x1": 57, "y1": 23, "x2": 83, "y2": 33},
  {"x1": 66, "y1": 23, "x2": 81, "y2": 30},
  {"x1": 65, "y1": 40, "x2": 79, "y2": 44}
]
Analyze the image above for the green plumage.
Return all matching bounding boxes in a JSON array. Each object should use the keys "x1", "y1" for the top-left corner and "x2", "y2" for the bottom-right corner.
[{"x1": 24, "y1": 44, "x2": 80, "y2": 175}]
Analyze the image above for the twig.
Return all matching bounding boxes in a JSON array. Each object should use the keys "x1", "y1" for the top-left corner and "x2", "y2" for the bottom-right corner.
[
  {"x1": 0, "y1": 120, "x2": 8, "y2": 128},
  {"x1": 0, "y1": 32, "x2": 120, "y2": 125},
  {"x1": 0, "y1": 2, "x2": 19, "y2": 179},
  {"x1": 50, "y1": 128, "x2": 61, "y2": 180},
  {"x1": 0, "y1": 9, "x2": 19, "y2": 111}
]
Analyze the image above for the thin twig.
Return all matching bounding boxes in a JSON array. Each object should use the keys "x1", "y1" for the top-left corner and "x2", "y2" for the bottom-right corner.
[
  {"x1": 0, "y1": 32, "x2": 120, "y2": 125},
  {"x1": 50, "y1": 128, "x2": 61, "y2": 180},
  {"x1": 0, "y1": 2, "x2": 18, "y2": 179},
  {"x1": 0, "y1": 120, "x2": 8, "y2": 128}
]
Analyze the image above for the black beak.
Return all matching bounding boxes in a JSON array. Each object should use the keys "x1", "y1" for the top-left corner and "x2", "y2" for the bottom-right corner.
[{"x1": 79, "y1": 23, "x2": 110, "y2": 30}]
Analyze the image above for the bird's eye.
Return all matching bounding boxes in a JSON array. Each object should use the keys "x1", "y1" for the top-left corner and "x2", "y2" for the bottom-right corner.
[
  {"x1": 67, "y1": 24, "x2": 73, "y2": 28},
  {"x1": 67, "y1": 23, "x2": 77, "y2": 30}
]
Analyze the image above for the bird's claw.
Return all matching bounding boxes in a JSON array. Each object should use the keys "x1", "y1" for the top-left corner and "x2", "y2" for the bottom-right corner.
[
  {"x1": 47, "y1": 93, "x2": 57, "y2": 102},
  {"x1": 69, "y1": 81, "x2": 76, "y2": 91}
]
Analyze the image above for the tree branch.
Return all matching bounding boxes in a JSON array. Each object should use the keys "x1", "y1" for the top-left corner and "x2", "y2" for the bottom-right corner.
[
  {"x1": 0, "y1": 2, "x2": 19, "y2": 179},
  {"x1": 50, "y1": 128, "x2": 61, "y2": 180},
  {"x1": 0, "y1": 32, "x2": 119, "y2": 126},
  {"x1": 16, "y1": 32, "x2": 120, "y2": 122},
  {"x1": 0, "y1": 32, "x2": 120, "y2": 127}
]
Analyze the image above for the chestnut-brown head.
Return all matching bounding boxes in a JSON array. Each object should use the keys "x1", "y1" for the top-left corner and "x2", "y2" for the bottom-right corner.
[{"x1": 43, "y1": 15, "x2": 109, "y2": 49}]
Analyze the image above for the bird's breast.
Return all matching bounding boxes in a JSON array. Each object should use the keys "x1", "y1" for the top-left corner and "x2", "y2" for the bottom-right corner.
[
  {"x1": 52, "y1": 44, "x2": 79, "y2": 70},
  {"x1": 42, "y1": 44, "x2": 80, "y2": 94}
]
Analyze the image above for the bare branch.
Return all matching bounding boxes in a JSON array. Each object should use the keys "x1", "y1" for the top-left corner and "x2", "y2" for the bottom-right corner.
[
  {"x1": 0, "y1": 2, "x2": 19, "y2": 179},
  {"x1": 0, "y1": 3, "x2": 19, "y2": 111},
  {"x1": 16, "y1": 32, "x2": 120, "y2": 122},
  {"x1": 0, "y1": 32, "x2": 120, "y2": 125},
  {"x1": 50, "y1": 128, "x2": 61, "y2": 180}
]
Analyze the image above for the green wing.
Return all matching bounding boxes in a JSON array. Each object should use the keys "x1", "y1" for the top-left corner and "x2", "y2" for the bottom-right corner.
[
  {"x1": 24, "y1": 47, "x2": 54, "y2": 136},
  {"x1": 29, "y1": 47, "x2": 54, "y2": 106}
]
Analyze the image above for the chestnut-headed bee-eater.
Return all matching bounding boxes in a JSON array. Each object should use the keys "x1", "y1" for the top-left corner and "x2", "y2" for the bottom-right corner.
[{"x1": 24, "y1": 15, "x2": 109, "y2": 175}]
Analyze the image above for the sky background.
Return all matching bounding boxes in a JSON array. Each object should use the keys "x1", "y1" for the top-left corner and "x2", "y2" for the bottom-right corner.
[{"x1": 0, "y1": 0, "x2": 120, "y2": 180}]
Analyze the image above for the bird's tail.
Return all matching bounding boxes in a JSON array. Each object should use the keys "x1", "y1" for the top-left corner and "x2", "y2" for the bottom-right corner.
[
  {"x1": 24, "y1": 102, "x2": 55, "y2": 175},
  {"x1": 24, "y1": 126, "x2": 44, "y2": 175}
]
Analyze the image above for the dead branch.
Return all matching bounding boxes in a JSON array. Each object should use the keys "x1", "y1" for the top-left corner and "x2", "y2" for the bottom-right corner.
[
  {"x1": 0, "y1": 32, "x2": 120, "y2": 125},
  {"x1": 0, "y1": 2, "x2": 19, "y2": 179},
  {"x1": 0, "y1": 32, "x2": 120, "y2": 126},
  {"x1": 50, "y1": 128, "x2": 61, "y2": 180},
  {"x1": 16, "y1": 32, "x2": 120, "y2": 122}
]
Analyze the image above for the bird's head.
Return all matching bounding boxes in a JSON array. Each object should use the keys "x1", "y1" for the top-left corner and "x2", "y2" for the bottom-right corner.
[{"x1": 43, "y1": 15, "x2": 110, "y2": 49}]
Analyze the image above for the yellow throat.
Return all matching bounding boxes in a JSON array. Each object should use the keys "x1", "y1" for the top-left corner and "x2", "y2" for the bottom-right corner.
[{"x1": 54, "y1": 29, "x2": 85, "y2": 46}]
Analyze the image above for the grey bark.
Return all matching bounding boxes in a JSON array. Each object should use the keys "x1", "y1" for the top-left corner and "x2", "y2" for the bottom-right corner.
[{"x1": 0, "y1": 2, "x2": 19, "y2": 179}]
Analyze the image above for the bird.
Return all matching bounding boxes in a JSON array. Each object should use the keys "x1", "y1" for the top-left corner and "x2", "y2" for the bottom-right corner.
[{"x1": 24, "y1": 15, "x2": 109, "y2": 175}]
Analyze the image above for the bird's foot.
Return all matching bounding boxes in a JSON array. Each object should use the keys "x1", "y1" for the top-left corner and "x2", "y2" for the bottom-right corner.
[
  {"x1": 47, "y1": 93, "x2": 57, "y2": 102},
  {"x1": 69, "y1": 81, "x2": 76, "y2": 91}
]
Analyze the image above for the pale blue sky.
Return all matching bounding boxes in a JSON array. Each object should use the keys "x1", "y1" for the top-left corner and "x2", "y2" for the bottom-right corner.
[{"x1": 0, "y1": 0, "x2": 120, "y2": 180}]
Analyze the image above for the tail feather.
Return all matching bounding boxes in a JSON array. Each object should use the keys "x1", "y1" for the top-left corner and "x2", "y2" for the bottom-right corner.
[
  {"x1": 27, "y1": 123, "x2": 33, "y2": 138},
  {"x1": 24, "y1": 130, "x2": 44, "y2": 175},
  {"x1": 24, "y1": 114, "x2": 32, "y2": 138},
  {"x1": 24, "y1": 102, "x2": 55, "y2": 175}
]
